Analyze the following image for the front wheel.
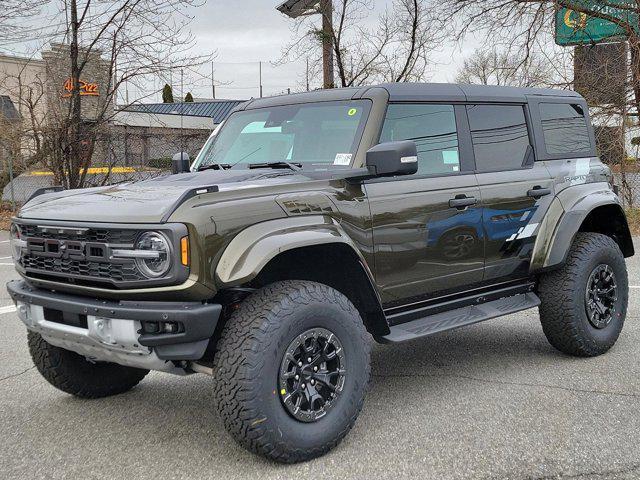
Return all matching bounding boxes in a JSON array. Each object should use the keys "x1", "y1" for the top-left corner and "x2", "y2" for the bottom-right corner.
[
  {"x1": 538, "y1": 232, "x2": 628, "y2": 357},
  {"x1": 28, "y1": 332, "x2": 149, "y2": 398},
  {"x1": 212, "y1": 280, "x2": 371, "y2": 463}
]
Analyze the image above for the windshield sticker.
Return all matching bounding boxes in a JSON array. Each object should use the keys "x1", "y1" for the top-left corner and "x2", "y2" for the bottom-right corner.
[
  {"x1": 334, "y1": 153, "x2": 353, "y2": 165},
  {"x1": 442, "y1": 150, "x2": 459, "y2": 165},
  {"x1": 348, "y1": 108, "x2": 358, "y2": 116}
]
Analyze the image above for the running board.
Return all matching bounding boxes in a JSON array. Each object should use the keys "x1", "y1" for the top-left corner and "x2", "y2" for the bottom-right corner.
[{"x1": 380, "y1": 292, "x2": 540, "y2": 343}]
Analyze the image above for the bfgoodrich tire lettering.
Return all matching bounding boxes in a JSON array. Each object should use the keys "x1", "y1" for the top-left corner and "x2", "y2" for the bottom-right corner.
[
  {"x1": 212, "y1": 280, "x2": 371, "y2": 463},
  {"x1": 538, "y1": 232, "x2": 628, "y2": 357},
  {"x1": 28, "y1": 332, "x2": 149, "y2": 398}
]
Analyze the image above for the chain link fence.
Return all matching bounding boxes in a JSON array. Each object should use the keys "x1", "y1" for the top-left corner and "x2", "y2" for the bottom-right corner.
[{"x1": 1, "y1": 126, "x2": 210, "y2": 207}]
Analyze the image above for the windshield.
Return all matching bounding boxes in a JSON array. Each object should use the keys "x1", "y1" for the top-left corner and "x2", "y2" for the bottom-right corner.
[{"x1": 193, "y1": 100, "x2": 371, "y2": 170}]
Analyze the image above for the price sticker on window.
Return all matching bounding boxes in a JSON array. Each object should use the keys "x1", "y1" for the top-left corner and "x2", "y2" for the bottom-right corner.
[{"x1": 334, "y1": 153, "x2": 352, "y2": 165}]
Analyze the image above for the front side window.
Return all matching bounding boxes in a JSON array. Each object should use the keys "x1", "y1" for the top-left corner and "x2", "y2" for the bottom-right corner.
[
  {"x1": 540, "y1": 103, "x2": 591, "y2": 155},
  {"x1": 379, "y1": 104, "x2": 460, "y2": 175},
  {"x1": 194, "y1": 100, "x2": 371, "y2": 169},
  {"x1": 467, "y1": 104, "x2": 531, "y2": 172}
]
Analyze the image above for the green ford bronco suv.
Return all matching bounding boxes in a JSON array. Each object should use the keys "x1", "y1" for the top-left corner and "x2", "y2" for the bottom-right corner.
[{"x1": 7, "y1": 83, "x2": 634, "y2": 463}]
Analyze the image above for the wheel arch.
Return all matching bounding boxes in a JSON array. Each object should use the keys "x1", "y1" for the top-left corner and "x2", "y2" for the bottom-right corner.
[
  {"x1": 214, "y1": 216, "x2": 389, "y2": 337},
  {"x1": 532, "y1": 188, "x2": 634, "y2": 272}
]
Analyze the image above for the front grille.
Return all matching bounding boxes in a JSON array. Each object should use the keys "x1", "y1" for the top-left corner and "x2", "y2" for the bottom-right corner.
[
  {"x1": 17, "y1": 224, "x2": 145, "y2": 287},
  {"x1": 14, "y1": 221, "x2": 188, "y2": 290},
  {"x1": 20, "y1": 255, "x2": 144, "y2": 282},
  {"x1": 20, "y1": 225, "x2": 139, "y2": 245}
]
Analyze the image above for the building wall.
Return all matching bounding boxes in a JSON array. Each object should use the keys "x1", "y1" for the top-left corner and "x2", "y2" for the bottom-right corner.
[{"x1": 0, "y1": 45, "x2": 215, "y2": 172}]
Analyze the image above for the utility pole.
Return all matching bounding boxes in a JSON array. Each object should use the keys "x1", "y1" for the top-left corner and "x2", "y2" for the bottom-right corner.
[
  {"x1": 211, "y1": 61, "x2": 216, "y2": 99},
  {"x1": 306, "y1": 57, "x2": 310, "y2": 91},
  {"x1": 320, "y1": 0, "x2": 334, "y2": 89},
  {"x1": 259, "y1": 61, "x2": 263, "y2": 98},
  {"x1": 277, "y1": 1, "x2": 335, "y2": 89},
  {"x1": 180, "y1": 69, "x2": 184, "y2": 154}
]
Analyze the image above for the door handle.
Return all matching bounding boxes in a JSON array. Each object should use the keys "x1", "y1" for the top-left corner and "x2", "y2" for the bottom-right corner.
[
  {"x1": 449, "y1": 195, "x2": 477, "y2": 209},
  {"x1": 527, "y1": 186, "x2": 551, "y2": 198}
]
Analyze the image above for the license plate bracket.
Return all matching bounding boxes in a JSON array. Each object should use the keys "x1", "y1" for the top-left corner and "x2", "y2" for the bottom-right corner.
[{"x1": 43, "y1": 307, "x2": 88, "y2": 329}]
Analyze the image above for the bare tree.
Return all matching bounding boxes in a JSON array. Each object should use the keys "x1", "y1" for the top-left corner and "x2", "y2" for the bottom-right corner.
[
  {"x1": 2, "y1": 0, "x2": 213, "y2": 190},
  {"x1": 443, "y1": 1, "x2": 640, "y2": 114},
  {"x1": 456, "y1": 48, "x2": 554, "y2": 87},
  {"x1": 0, "y1": 0, "x2": 44, "y2": 43},
  {"x1": 282, "y1": 0, "x2": 446, "y2": 88}
]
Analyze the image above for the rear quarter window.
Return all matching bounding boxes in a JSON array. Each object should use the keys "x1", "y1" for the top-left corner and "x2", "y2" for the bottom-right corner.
[{"x1": 539, "y1": 103, "x2": 591, "y2": 155}]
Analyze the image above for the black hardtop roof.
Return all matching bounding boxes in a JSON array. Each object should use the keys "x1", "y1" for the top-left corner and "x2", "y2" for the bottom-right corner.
[{"x1": 243, "y1": 82, "x2": 583, "y2": 110}]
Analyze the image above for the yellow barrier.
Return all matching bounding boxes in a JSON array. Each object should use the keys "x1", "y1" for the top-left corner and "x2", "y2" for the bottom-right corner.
[{"x1": 26, "y1": 167, "x2": 140, "y2": 176}]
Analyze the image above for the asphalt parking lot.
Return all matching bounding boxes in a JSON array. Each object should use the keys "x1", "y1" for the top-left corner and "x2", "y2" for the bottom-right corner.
[{"x1": 1, "y1": 232, "x2": 639, "y2": 480}]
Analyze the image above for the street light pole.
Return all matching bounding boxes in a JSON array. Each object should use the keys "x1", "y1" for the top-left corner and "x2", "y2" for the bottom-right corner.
[
  {"x1": 320, "y1": 0, "x2": 334, "y2": 89},
  {"x1": 277, "y1": 0, "x2": 335, "y2": 89}
]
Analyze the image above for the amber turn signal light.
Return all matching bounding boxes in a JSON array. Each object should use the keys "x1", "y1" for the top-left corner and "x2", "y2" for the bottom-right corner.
[{"x1": 180, "y1": 236, "x2": 189, "y2": 266}]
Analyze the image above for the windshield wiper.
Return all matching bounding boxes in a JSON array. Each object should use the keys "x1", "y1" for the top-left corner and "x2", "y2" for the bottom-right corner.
[
  {"x1": 248, "y1": 161, "x2": 302, "y2": 171},
  {"x1": 197, "y1": 163, "x2": 232, "y2": 172}
]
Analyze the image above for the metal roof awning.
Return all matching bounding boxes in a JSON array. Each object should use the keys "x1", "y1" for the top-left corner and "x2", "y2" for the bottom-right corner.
[{"x1": 121, "y1": 100, "x2": 245, "y2": 124}]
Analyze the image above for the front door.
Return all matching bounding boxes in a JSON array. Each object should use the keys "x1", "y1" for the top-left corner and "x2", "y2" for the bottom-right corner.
[{"x1": 365, "y1": 103, "x2": 483, "y2": 308}]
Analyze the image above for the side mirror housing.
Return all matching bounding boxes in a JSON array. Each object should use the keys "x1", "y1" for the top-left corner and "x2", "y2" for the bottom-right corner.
[
  {"x1": 365, "y1": 140, "x2": 418, "y2": 177},
  {"x1": 172, "y1": 152, "x2": 190, "y2": 174}
]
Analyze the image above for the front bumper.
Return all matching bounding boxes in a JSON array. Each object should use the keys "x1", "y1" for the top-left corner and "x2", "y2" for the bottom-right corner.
[{"x1": 7, "y1": 280, "x2": 221, "y2": 371}]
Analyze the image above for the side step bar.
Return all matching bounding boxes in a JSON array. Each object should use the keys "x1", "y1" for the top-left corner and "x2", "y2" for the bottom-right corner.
[{"x1": 379, "y1": 292, "x2": 540, "y2": 343}]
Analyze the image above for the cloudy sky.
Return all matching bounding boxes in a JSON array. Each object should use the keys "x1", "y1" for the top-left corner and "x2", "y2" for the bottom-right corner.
[
  {"x1": 2, "y1": 0, "x2": 477, "y2": 103},
  {"x1": 186, "y1": 0, "x2": 472, "y2": 100}
]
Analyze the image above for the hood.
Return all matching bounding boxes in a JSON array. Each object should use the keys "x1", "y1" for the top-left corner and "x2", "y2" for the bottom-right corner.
[{"x1": 18, "y1": 169, "x2": 313, "y2": 224}]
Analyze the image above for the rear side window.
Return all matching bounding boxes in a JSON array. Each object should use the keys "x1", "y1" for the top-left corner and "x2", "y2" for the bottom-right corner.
[
  {"x1": 539, "y1": 103, "x2": 591, "y2": 155},
  {"x1": 467, "y1": 104, "x2": 531, "y2": 172},
  {"x1": 380, "y1": 104, "x2": 461, "y2": 175}
]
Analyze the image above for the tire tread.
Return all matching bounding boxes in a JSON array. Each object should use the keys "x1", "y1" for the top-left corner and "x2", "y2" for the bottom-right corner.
[{"x1": 212, "y1": 280, "x2": 371, "y2": 463}]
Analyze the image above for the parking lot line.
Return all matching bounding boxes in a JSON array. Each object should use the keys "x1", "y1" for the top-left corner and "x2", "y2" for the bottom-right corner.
[{"x1": 0, "y1": 305, "x2": 16, "y2": 315}]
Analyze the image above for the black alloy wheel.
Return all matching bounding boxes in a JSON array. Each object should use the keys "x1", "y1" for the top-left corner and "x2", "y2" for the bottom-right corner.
[
  {"x1": 585, "y1": 264, "x2": 618, "y2": 329},
  {"x1": 279, "y1": 327, "x2": 346, "y2": 423}
]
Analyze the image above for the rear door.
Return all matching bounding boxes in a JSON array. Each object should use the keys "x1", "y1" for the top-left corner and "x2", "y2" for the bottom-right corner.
[
  {"x1": 365, "y1": 103, "x2": 484, "y2": 308},
  {"x1": 467, "y1": 104, "x2": 554, "y2": 282}
]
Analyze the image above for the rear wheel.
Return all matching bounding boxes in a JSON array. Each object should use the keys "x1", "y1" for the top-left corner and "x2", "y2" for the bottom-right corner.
[
  {"x1": 538, "y1": 232, "x2": 628, "y2": 357},
  {"x1": 212, "y1": 280, "x2": 371, "y2": 463},
  {"x1": 28, "y1": 332, "x2": 149, "y2": 398}
]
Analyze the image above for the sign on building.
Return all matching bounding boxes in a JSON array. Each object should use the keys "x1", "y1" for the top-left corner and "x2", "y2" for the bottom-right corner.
[
  {"x1": 555, "y1": 1, "x2": 637, "y2": 46},
  {"x1": 574, "y1": 42, "x2": 627, "y2": 106},
  {"x1": 62, "y1": 78, "x2": 100, "y2": 97}
]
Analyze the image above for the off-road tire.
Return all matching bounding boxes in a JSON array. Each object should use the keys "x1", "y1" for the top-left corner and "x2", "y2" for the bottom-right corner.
[
  {"x1": 538, "y1": 232, "x2": 628, "y2": 357},
  {"x1": 212, "y1": 280, "x2": 371, "y2": 463},
  {"x1": 28, "y1": 332, "x2": 149, "y2": 398}
]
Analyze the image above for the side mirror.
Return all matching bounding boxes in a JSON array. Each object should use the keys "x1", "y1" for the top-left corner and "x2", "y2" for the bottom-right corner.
[
  {"x1": 365, "y1": 140, "x2": 418, "y2": 177},
  {"x1": 172, "y1": 152, "x2": 190, "y2": 174}
]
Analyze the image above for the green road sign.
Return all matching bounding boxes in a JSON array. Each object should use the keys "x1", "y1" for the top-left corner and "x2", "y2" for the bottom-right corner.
[{"x1": 555, "y1": 1, "x2": 637, "y2": 46}]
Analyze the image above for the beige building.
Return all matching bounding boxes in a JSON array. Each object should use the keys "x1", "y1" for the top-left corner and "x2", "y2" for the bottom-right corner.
[
  {"x1": 0, "y1": 44, "x2": 112, "y2": 171},
  {"x1": 0, "y1": 45, "x2": 242, "y2": 173}
]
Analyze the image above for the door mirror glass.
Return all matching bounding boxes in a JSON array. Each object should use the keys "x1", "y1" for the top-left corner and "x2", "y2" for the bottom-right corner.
[{"x1": 365, "y1": 141, "x2": 418, "y2": 177}]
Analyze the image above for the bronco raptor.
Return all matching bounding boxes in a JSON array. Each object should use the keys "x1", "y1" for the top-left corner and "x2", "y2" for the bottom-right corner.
[{"x1": 7, "y1": 83, "x2": 634, "y2": 463}]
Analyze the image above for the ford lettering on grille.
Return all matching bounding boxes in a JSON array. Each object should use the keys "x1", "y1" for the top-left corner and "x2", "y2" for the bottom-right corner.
[{"x1": 26, "y1": 238, "x2": 109, "y2": 262}]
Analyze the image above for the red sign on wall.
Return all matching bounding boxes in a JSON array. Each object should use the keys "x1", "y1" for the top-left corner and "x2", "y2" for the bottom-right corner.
[{"x1": 62, "y1": 78, "x2": 99, "y2": 97}]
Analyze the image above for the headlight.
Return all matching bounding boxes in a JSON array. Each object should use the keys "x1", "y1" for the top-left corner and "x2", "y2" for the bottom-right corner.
[
  {"x1": 10, "y1": 223, "x2": 22, "y2": 261},
  {"x1": 134, "y1": 232, "x2": 172, "y2": 278}
]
